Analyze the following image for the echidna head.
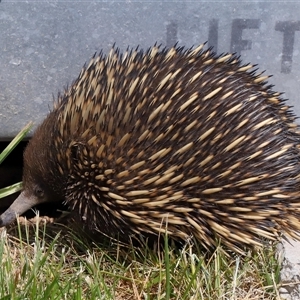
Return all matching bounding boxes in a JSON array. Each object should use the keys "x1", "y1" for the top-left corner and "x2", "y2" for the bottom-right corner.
[{"x1": 0, "y1": 114, "x2": 65, "y2": 227}]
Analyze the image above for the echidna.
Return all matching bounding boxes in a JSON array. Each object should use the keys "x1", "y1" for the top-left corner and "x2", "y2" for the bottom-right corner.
[{"x1": 1, "y1": 43, "x2": 300, "y2": 252}]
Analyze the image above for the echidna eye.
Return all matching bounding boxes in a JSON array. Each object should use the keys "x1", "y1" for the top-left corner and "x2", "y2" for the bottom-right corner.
[{"x1": 34, "y1": 186, "x2": 44, "y2": 198}]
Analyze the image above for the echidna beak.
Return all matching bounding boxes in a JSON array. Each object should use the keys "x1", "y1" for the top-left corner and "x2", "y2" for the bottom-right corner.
[{"x1": 0, "y1": 191, "x2": 36, "y2": 227}]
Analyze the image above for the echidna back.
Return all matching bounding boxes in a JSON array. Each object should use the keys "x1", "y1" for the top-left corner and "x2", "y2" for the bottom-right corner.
[{"x1": 22, "y1": 45, "x2": 300, "y2": 251}]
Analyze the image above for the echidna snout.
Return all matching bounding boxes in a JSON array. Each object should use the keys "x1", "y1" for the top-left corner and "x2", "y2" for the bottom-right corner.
[
  {"x1": 0, "y1": 192, "x2": 40, "y2": 227},
  {"x1": 2, "y1": 43, "x2": 300, "y2": 252}
]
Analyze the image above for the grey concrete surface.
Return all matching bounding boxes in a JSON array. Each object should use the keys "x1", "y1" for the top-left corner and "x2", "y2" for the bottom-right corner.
[
  {"x1": 1, "y1": 1, "x2": 300, "y2": 138},
  {"x1": 280, "y1": 239, "x2": 300, "y2": 300}
]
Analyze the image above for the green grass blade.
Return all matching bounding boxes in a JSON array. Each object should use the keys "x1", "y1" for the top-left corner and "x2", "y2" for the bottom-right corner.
[
  {"x1": 0, "y1": 122, "x2": 32, "y2": 165},
  {"x1": 0, "y1": 182, "x2": 22, "y2": 199},
  {"x1": 164, "y1": 231, "x2": 171, "y2": 300}
]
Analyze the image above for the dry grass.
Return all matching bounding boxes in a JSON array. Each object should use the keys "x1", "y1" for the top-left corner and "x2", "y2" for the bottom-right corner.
[{"x1": 0, "y1": 213, "x2": 282, "y2": 300}]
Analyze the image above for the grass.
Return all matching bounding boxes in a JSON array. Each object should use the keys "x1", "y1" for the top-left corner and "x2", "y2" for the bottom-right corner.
[
  {"x1": 0, "y1": 122, "x2": 32, "y2": 200},
  {"x1": 0, "y1": 124, "x2": 282, "y2": 299},
  {"x1": 0, "y1": 220, "x2": 281, "y2": 300}
]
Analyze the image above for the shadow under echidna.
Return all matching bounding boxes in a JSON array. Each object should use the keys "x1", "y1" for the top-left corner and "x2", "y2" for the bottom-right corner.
[{"x1": 1, "y1": 43, "x2": 300, "y2": 253}]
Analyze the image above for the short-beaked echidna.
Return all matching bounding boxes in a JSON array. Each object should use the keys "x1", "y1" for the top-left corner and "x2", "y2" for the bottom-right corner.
[{"x1": 1, "y1": 44, "x2": 300, "y2": 252}]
